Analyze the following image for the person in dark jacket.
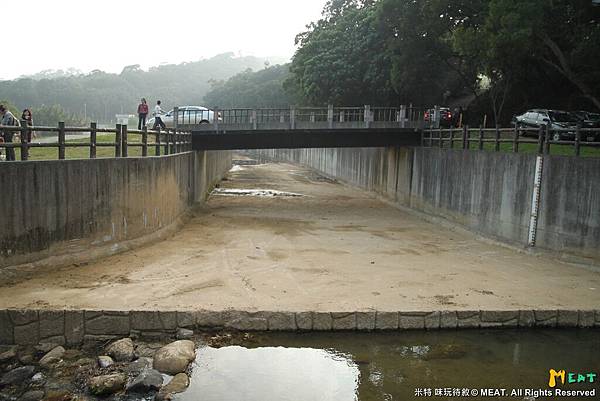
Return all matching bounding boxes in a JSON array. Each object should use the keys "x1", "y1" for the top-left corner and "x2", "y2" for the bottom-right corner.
[
  {"x1": 137, "y1": 98, "x2": 149, "y2": 130},
  {"x1": 0, "y1": 105, "x2": 19, "y2": 161},
  {"x1": 21, "y1": 108, "x2": 34, "y2": 142}
]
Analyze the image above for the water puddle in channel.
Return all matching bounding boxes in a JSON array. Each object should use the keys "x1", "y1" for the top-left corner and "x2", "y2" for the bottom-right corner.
[
  {"x1": 174, "y1": 330, "x2": 600, "y2": 401},
  {"x1": 211, "y1": 188, "x2": 305, "y2": 197}
]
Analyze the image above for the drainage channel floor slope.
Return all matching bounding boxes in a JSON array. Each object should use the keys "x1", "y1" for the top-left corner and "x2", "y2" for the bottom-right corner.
[{"x1": 0, "y1": 158, "x2": 599, "y2": 312}]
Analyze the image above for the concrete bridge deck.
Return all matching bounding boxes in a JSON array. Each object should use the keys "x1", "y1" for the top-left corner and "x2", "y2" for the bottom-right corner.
[{"x1": 1, "y1": 157, "x2": 598, "y2": 317}]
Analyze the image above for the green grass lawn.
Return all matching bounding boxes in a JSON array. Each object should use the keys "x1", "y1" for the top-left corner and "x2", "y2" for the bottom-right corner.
[{"x1": 7, "y1": 133, "x2": 189, "y2": 161}]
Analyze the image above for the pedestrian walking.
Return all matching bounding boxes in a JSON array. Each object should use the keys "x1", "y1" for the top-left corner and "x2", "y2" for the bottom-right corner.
[
  {"x1": 152, "y1": 100, "x2": 166, "y2": 130},
  {"x1": 0, "y1": 105, "x2": 19, "y2": 161},
  {"x1": 21, "y1": 108, "x2": 34, "y2": 142},
  {"x1": 137, "y1": 98, "x2": 149, "y2": 130}
]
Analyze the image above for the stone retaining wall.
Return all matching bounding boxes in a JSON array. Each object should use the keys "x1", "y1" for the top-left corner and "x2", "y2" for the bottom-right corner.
[{"x1": 1, "y1": 309, "x2": 598, "y2": 346}]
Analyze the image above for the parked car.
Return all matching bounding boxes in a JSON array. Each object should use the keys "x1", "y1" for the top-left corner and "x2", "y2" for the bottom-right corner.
[
  {"x1": 424, "y1": 107, "x2": 454, "y2": 128},
  {"x1": 572, "y1": 110, "x2": 600, "y2": 129},
  {"x1": 513, "y1": 109, "x2": 580, "y2": 141},
  {"x1": 146, "y1": 106, "x2": 218, "y2": 129}
]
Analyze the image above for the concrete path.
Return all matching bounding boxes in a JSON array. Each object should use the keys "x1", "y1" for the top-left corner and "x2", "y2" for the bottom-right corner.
[{"x1": 1, "y1": 158, "x2": 599, "y2": 313}]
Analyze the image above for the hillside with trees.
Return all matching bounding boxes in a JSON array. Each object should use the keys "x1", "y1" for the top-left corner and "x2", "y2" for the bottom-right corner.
[{"x1": 0, "y1": 53, "x2": 280, "y2": 124}]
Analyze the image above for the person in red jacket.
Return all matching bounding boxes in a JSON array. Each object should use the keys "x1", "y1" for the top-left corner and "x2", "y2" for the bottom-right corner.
[{"x1": 137, "y1": 98, "x2": 149, "y2": 130}]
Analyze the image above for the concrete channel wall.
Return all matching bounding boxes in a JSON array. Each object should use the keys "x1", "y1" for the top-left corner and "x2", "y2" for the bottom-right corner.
[
  {"x1": 0, "y1": 151, "x2": 232, "y2": 269},
  {"x1": 252, "y1": 147, "x2": 600, "y2": 263},
  {"x1": 1, "y1": 309, "x2": 598, "y2": 346}
]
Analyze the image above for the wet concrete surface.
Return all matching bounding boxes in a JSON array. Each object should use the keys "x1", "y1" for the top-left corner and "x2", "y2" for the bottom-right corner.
[{"x1": 0, "y1": 157, "x2": 599, "y2": 312}]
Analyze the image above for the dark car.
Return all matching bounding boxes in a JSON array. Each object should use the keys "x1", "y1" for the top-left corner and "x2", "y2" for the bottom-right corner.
[
  {"x1": 514, "y1": 109, "x2": 579, "y2": 141},
  {"x1": 572, "y1": 110, "x2": 600, "y2": 129},
  {"x1": 424, "y1": 107, "x2": 454, "y2": 128}
]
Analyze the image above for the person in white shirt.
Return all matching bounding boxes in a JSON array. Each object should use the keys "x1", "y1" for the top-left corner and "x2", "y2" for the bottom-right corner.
[{"x1": 152, "y1": 100, "x2": 167, "y2": 130}]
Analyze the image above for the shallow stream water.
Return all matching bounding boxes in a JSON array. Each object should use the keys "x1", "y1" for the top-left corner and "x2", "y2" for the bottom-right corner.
[{"x1": 176, "y1": 329, "x2": 600, "y2": 401}]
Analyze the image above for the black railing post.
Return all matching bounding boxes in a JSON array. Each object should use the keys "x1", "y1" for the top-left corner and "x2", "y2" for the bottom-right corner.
[
  {"x1": 90, "y1": 122, "x2": 97, "y2": 159},
  {"x1": 121, "y1": 124, "x2": 128, "y2": 157},
  {"x1": 115, "y1": 124, "x2": 122, "y2": 158},
  {"x1": 58, "y1": 122, "x2": 66, "y2": 160},
  {"x1": 544, "y1": 124, "x2": 551, "y2": 155},
  {"x1": 478, "y1": 126, "x2": 484, "y2": 150},
  {"x1": 155, "y1": 129, "x2": 161, "y2": 156},
  {"x1": 19, "y1": 120, "x2": 29, "y2": 161},
  {"x1": 462, "y1": 125, "x2": 468, "y2": 150},
  {"x1": 574, "y1": 124, "x2": 581, "y2": 157},
  {"x1": 495, "y1": 125, "x2": 500, "y2": 152},
  {"x1": 537, "y1": 126, "x2": 545, "y2": 154},
  {"x1": 513, "y1": 123, "x2": 519, "y2": 153},
  {"x1": 142, "y1": 126, "x2": 148, "y2": 157}
]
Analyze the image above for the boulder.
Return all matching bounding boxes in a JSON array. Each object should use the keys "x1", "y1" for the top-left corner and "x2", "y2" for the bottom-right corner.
[
  {"x1": 0, "y1": 366, "x2": 36, "y2": 386},
  {"x1": 105, "y1": 338, "x2": 134, "y2": 362},
  {"x1": 88, "y1": 373, "x2": 126, "y2": 396},
  {"x1": 153, "y1": 340, "x2": 195, "y2": 375},
  {"x1": 126, "y1": 369, "x2": 163, "y2": 392},
  {"x1": 97, "y1": 356, "x2": 114, "y2": 368},
  {"x1": 157, "y1": 373, "x2": 189, "y2": 400},
  {"x1": 39, "y1": 346, "x2": 65, "y2": 367}
]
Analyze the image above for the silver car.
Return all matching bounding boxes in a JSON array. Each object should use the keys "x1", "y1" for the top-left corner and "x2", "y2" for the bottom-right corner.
[{"x1": 146, "y1": 106, "x2": 217, "y2": 128}]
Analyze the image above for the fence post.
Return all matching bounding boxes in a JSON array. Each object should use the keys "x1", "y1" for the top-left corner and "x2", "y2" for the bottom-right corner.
[
  {"x1": 252, "y1": 109, "x2": 258, "y2": 130},
  {"x1": 121, "y1": 124, "x2": 128, "y2": 157},
  {"x1": 213, "y1": 108, "x2": 219, "y2": 132},
  {"x1": 478, "y1": 126, "x2": 484, "y2": 150},
  {"x1": 462, "y1": 125, "x2": 468, "y2": 150},
  {"x1": 90, "y1": 122, "x2": 97, "y2": 159},
  {"x1": 494, "y1": 125, "x2": 500, "y2": 152},
  {"x1": 399, "y1": 105, "x2": 407, "y2": 128},
  {"x1": 438, "y1": 127, "x2": 443, "y2": 148},
  {"x1": 544, "y1": 124, "x2": 551, "y2": 155},
  {"x1": 537, "y1": 126, "x2": 544, "y2": 154},
  {"x1": 19, "y1": 120, "x2": 29, "y2": 161},
  {"x1": 290, "y1": 107, "x2": 296, "y2": 130},
  {"x1": 58, "y1": 121, "x2": 66, "y2": 160},
  {"x1": 328, "y1": 104, "x2": 334, "y2": 129},
  {"x1": 512, "y1": 123, "x2": 519, "y2": 153},
  {"x1": 574, "y1": 124, "x2": 581, "y2": 157},
  {"x1": 364, "y1": 105, "x2": 371, "y2": 128},
  {"x1": 155, "y1": 129, "x2": 161, "y2": 156},
  {"x1": 142, "y1": 126, "x2": 148, "y2": 157},
  {"x1": 449, "y1": 128, "x2": 454, "y2": 149},
  {"x1": 164, "y1": 128, "x2": 170, "y2": 155},
  {"x1": 173, "y1": 107, "x2": 180, "y2": 153},
  {"x1": 115, "y1": 124, "x2": 121, "y2": 158}
]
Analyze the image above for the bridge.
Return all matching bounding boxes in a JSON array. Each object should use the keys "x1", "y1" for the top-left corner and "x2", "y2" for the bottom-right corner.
[{"x1": 181, "y1": 105, "x2": 424, "y2": 150}]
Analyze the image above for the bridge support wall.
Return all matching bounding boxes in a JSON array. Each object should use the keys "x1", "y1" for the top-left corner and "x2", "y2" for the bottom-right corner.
[
  {"x1": 251, "y1": 148, "x2": 599, "y2": 264},
  {"x1": 0, "y1": 151, "x2": 231, "y2": 269}
]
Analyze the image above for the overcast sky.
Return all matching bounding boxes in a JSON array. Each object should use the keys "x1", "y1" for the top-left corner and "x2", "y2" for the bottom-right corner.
[{"x1": 1, "y1": 0, "x2": 327, "y2": 80}]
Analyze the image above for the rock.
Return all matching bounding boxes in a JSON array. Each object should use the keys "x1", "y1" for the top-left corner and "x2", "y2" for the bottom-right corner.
[
  {"x1": 97, "y1": 356, "x2": 114, "y2": 368},
  {"x1": 126, "y1": 357, "x2": 153, "y2": 375},
  {"x1": 88, "y1": 373, "x2": 126, "y2": 396},
  {"x1": 176, "y1": 328, "x2": 194, "y2": 340},
  {"x1": 34, "y1": 343, "x2": 59, "y2": 356},
  {"x1": 0, "y1": 365, "x2": 36, "y2": 386},
  {"x1": 126, "y1": 369, "x2": 163, "y2": 392},
  {"x1": 157, "y1": 373, "x2": 189, "y2": 399},
  {"x1": 423, "y1": 344, "x2": 467, "y2": 360},
  {"x1": 153, "y1": 340, "x2": 195, "y2": 375},
  {"x1": 73, "y1": 358, "x2": 95, "y2": 367},
  {"x1": 31, "y1": 372, "x2": 45, "y2": 383},
  {"x1": 105, "y1": 338, "x2": 134, "y2": 362},
  {"x1": 18, "y1": 390, "x2": 44, "y2": 401},
  {"x1": 39, "y1": 346, "x2": 65, "y2": 367},
  {"x1": 0, "y1": 348, "x2": 16, "y2": 363},
  {"x1": 42, "y1": 390, "x2": 73, "y2": 401}
]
